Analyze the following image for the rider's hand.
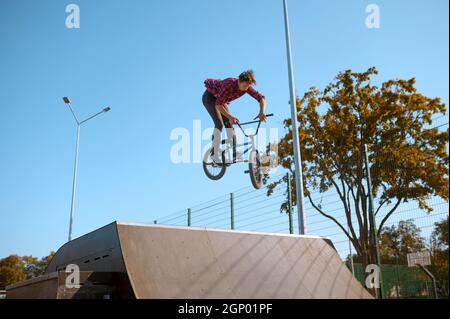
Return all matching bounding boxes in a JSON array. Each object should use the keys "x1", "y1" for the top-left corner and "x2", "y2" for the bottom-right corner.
[
  {"x1": 229, "y1": 116, "x2": 239, "y2": 125},
  {"x1": 257, "y1": 112, "x2": 267, "y2": 122}
]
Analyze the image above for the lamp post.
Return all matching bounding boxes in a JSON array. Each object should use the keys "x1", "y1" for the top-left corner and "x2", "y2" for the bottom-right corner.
[
  {"x1": 63, "y1": 97, "x2": 110, "y2": 242},
  {"x1": 282, "y1": 0, "x2": 306, "y2": 234}
]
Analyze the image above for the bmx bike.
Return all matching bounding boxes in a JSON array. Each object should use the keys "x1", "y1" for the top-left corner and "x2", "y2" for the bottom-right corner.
[{"x1": 202, "y1": 113, "x2": 274, "y2": 189}]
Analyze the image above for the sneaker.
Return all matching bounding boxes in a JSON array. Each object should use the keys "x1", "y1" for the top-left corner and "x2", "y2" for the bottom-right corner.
[{"x1": 212, "y1": 153, "x2": 222, "y2": 164}]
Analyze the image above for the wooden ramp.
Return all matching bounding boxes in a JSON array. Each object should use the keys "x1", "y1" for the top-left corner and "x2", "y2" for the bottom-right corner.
[{"x1": 7, "y1": 221, "x2": 372, "y2": 299}]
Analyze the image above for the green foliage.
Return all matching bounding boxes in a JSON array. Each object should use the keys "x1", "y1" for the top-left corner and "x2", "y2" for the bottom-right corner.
[
  {"x1": 267, "y1": 67, "x2": 448, "y2": 269},
  {"x1": 350, "y1": 262, "x2": 438, "y2": 299},
  {"x1": 432, "y1": 217, "x2": 449, "y2": 249},
  {"x1": 0, "y1": 255, "x2": 27, "y2": 290},
  {"x1": 348, "y1": 218, "x2": 449, "y2": 298},
  {"x1": 430, "y1": 217, "x2": 449, "y2": 286},
  {"x1": 0, "y1": 252, "x2": 55, "y2": 290},
  {"x1": 379, "y1": 220, "x2": 425, "y2": 264}
]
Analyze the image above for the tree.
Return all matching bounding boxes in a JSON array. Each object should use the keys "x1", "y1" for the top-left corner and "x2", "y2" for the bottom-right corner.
[
  {"x1": 346, "y1": 220, "x2": 426, "y2": 264},
  {"x1": 266, "y1": 67, "x2": 448, "y2": 273},
  {"x1": 379, "y1": 220, "x2": 425, "y2": 264},
  {"x1": 0, "y1": 255, "x2": 27, "y2": 290},
  {"x1": 0, "y1": 252, "x2": 56, "y2": 290},
  {"x1": 430, "y1": 217, "x2": 449, "y2": 292},
  {"x1": 37, "y1": 252, "x2": 56, "y2": 275},
  {"x1": 346, "y1": 219, "x2": 448, "y2": 298},
  {"x1": 431, "y1": 216, "x2": 449, "y2": 249}
]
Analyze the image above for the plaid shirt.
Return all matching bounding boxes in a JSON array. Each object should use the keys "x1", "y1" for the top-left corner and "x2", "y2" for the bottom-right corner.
[{"x1": 204, "y1": 78, "x2": 265, "y2": 106}]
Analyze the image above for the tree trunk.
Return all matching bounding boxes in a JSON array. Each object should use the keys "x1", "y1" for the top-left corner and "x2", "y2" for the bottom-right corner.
[{"x1": 360, "y1": 239, "x2": 378, "y2": 298}]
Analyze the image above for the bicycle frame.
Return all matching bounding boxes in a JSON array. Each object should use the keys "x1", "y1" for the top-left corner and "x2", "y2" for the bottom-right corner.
[{"x1": 220, "y1": 113, "x2": 274, "y2": 164}]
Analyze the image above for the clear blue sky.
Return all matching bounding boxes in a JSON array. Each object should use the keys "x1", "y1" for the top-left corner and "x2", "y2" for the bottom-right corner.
[{"x1": 0, "y1": 0, "x2": 448, "y2": 259}]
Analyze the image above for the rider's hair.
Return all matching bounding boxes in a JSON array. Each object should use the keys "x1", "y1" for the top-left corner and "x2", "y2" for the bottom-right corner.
[{"x1": 238, "y1": 70, "x2": 257, "y2": 85}]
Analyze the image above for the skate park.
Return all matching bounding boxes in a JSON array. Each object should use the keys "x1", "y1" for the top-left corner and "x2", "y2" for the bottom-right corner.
[
  {"x1": 1, "y1": 0, "x2": 448, "y2": 303},
  {"x1": 6, "y1": 222, "x2": 372, "y2": 299}
]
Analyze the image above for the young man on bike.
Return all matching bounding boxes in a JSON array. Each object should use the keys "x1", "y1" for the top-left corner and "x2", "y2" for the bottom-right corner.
[{"x1": 202, "y1": 70, "x2": 267, "y2": 163}]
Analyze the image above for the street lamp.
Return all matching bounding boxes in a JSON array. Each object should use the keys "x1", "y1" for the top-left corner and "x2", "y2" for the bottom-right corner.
[
  {"x1": 282, "y1": 0, "x2": 307, "y2": 234},
  {"x1": 62, "y1": 97, "x2": 110, "y2": 242}
]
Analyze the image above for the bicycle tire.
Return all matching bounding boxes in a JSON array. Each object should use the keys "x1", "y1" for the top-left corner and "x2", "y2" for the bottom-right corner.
[
  {"x1": 249, "y1": 150, "x2": 263, "y2": 189},
  {"x1": 203, "y1": 147, "x2": 227, "y2": 180}
]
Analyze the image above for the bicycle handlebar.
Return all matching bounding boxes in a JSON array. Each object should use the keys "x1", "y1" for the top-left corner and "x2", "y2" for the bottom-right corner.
[
  {"x1": 235, "y1": 113, "x2": 274, "y2": 137},
  {"x1": 238, "y1": 113, "x2": 274, "y2": 126}
]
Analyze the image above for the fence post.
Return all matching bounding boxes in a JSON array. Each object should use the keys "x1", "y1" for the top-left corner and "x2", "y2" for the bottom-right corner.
[
  {"x1": 417, "y1": 264, "x2": 439, "y2": 299},
  {"x1": 395, "y1": 253, "x2": 401, "y2": 298},
  {"x1": 363, "y1": 143, "x2": 384, "y2": 299},
  {"x1": 287, "y1": 172, "x2": 294, "y2": 234},
  {"x1": 230, "y1": 193, "x2": 235, "y2": 230},
  {"x1": 188, "y1": 208, "x2": 191, "y2": 227}
]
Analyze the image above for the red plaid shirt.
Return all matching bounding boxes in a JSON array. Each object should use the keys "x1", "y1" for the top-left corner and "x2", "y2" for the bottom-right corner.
[{"x1": 204, "y1": 78, "x2": 265, "y2": 106}]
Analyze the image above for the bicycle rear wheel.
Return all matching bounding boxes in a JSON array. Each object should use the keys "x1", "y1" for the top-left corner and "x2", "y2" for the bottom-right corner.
[
  {"x1": 203, "y1": 147, "x2": 226, "y2": 180},
  {"x1": 249, "y1": 150, "x2": 263, "y2": 189}
]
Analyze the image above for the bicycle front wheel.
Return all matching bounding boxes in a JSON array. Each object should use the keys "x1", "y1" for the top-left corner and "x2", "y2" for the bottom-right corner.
[{"x1": 249, "y1": 150, "x2": 263, "y2": 189}]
